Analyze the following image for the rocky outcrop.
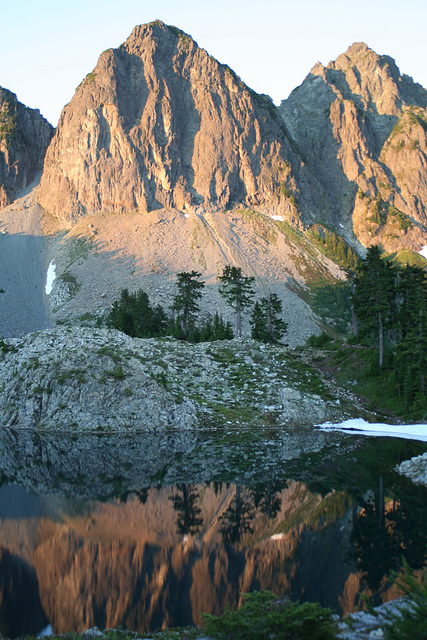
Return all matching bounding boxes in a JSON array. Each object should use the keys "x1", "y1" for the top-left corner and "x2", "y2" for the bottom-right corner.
[
  {"x1": 0, "y1": 326, "x2": 197, "y2": 430},
  {"x1": 280, "y1": 387, "x2": 343, "y2": 426},
  {"x1": 279, "y1": 42, "x2": 427, "y2": 253},
  {"x1": 397, "y1": 451, "x2": 427, "y2": 486},
  {"x1": 38, "y1": 20, "x2": 320, "y2": 224},
  {"x1": 0, "y1": 325, "x2": 356, "y2": 432},
  {"x1": 0, "y1": 87, "x2": 53, "y2": 206}
]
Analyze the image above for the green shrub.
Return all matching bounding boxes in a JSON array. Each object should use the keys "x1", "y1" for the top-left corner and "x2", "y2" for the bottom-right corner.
[
  {"x1": 0, "y1": 338, "x2": 17, "y2": 354},
  {"x1": 307, "y1": 332, "x2": 333, "y2": 348},
  {"x1": 383, "y1": 560, "x2": 427, "y2": 639},
  {"x1": 107, "y1": 364, "x2": 125, "y2": 380},
  {"x1": 202, "y1": 591, "x2": 338, "y2": 640}
]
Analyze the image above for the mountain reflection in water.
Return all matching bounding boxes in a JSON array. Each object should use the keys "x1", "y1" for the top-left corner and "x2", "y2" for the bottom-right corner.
[{"x1": 0, "y1": 429, "x2": 425, "y2": 637}]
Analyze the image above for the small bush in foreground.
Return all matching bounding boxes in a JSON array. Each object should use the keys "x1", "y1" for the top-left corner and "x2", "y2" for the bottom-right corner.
[{"x1": 202, "y1": 591, "x2": 338, "y2": 640}]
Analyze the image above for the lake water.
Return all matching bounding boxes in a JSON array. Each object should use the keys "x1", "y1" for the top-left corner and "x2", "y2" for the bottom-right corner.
[{"x1": 0, "y1": 426, "x2": 426, "y2": 637}]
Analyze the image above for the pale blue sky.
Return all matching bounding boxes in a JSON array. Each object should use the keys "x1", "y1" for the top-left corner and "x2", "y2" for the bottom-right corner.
[{"x1": 1, "y1": 0, "x2": 426, "y2": 126}]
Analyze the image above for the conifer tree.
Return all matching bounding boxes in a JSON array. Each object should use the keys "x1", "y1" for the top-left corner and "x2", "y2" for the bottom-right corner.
[
  {"x1": 211, "y1": 312, "x2": 234, "y2": 340},
  {"x1": 218, "y1": 266, "x2": 255, "y2": 337},
  {"x1": 172, "y1": 270, "x2": 205, "y2": 338},
  {"x1": 250, "y1": 293, "x2": 288, "y2": 343},
  {"x1": 109, "y1": 288, "x2": 168, "y2": 338},
  {"x1": 353, "y1": 246, "x2": 397, "y2": 367},
  {"x1": 395, "y1": 264, "x2": 427, "y2": 406}
]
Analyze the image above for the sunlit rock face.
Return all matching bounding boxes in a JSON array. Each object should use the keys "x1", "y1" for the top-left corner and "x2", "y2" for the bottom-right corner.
[
  {"x1": 279, "y1": 42, "x2": 427, "y2": 253},
  {"x1": 37, "y1": 20, "x2": 319, "y2": 225}
]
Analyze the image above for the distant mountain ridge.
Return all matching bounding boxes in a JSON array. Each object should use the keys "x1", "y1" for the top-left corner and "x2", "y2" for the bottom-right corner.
[{"x1": 1, "y1": 24, "x2": 427, "y2": 260}]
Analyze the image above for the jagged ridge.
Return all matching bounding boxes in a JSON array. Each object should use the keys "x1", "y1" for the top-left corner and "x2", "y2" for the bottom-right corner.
[
  {"x1": 37, "y1": 20, "x2": 319, "y2": 224},
  {"x1": 279, "y1": 42, "x2": 427, "y2": 253}
]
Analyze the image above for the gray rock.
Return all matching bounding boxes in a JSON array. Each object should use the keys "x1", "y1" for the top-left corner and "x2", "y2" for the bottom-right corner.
[
  {"x1": 0, "y1": 326, "x2": 196, "y2": 431},
  {"x1": 279, "y1": 386, "x2": 344, "y2": 426},
  {"x1": 396, "y1": 451, "x2": 427, "y2": 486},
  {"x1": 279, "y1": 42, "x2": 427, "y2": 253},
  {"x1": 337, "y1": 597, "x2": 414, "y2": 639}
]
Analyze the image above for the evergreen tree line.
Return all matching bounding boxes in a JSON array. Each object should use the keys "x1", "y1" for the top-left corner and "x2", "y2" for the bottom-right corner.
[
  {"x1": 108, "y1": 266, "x2": 288, "y2": 344},
  {"x1": 309, "y1": 226, "x2": 360, "y2": 270},
  {"x1": 351, "y1": 245, "x2": 427, "y2": 412}
]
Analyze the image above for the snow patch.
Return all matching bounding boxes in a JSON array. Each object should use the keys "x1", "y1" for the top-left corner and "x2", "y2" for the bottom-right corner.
[
  {"x1": 271, "y1": 215, "x2": 284, "y2": 221},
  {"x1": 45, "y1": 260, "x2": 56, "y2": 295},
  {"x1": 318, "y1": 418, "x2": 427, "y2": 442},
  {"x1": 419, "y1": 245, "x2": 427, "y2": 260}
]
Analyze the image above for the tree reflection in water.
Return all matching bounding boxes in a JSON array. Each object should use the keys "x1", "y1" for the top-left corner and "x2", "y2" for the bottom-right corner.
[
  {"x1": 220, "y1": 485, "x2": 254, "y2": 544},
  {"x1": 352, "y1": 475, "x2": 427, "y2": 594},
  {"x1": 170, "y1": 484, "x2": 203, "y2": 535},
  {"x1": 0, "y1": 430, "x2": 425, "y2": 636}
]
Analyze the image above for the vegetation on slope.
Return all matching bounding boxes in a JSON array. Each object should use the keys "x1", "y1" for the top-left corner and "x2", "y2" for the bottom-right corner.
[{"x1": 306, "y1": 245, "x2": 427, "y2": 421}]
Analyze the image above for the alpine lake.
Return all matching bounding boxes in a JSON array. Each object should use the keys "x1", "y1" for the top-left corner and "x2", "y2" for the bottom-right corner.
[{"x1": 0, "y1": 423, "x2": 426, "y2": 638}]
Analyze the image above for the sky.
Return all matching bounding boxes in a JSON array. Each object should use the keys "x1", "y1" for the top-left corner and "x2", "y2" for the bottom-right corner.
[{"x1": 1, "y1": 0, "x2": 426, "y2": 126}]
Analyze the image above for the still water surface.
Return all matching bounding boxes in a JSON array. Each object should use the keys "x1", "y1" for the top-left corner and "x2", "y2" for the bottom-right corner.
[{"x1": 0, "y1": 426, "x2": 426, "y2": 637}]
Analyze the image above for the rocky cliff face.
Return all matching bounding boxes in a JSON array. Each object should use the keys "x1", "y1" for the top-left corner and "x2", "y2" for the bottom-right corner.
[
  {"x1": 0, "y1": 88, "x2": 53, "y2": 207},
  {"x1": 279, "y1": 42, "x2": 427, "y2": 253},
  {"x1": 38, "y1": 20, "x2": 319, "y2": 224},
  {"x1": 36, "y1": 28, "x2": 427, "y2": 255}
]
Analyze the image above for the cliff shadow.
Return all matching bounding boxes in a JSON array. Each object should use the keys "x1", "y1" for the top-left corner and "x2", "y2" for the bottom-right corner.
[
  {"x1": 0, "y1": 547, "x2": 47, "y2": 637},
  {"x1": 0, "y1": 230, "x2": 51, "y2": 337}
]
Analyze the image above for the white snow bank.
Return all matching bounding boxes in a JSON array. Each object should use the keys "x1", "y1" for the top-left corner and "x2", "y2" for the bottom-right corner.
[
  {"x1": 271, "y1": 215, "x2": 284, "y2": 221},
  {"x1": 45, "y1": 260, "x2": 56, "y2": 295},
  {"x1": 419, "y1": 245, "x2": 427, "y2": 260},
  {"x1": 318, "y1": 418, "x2": 427, "y2": 442}
]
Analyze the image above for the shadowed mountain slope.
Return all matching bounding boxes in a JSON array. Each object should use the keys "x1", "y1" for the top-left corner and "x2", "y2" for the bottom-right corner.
[{"x1": 0, "y1": 88, "x2": 53, "y2": 207}]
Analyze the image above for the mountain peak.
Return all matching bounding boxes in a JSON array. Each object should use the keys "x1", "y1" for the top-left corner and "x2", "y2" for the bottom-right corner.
[
  {"x1": 37, "y1": 21, "x2": 302, "y2": 223},
  {"x1": 343, "y1": 41, "x2": 371, "y2": 56},
  {"x1": 279, "y1": 41, "x2": 427, "y2": 254},
  {"x1": 123, "y1": 20, "x2": 195, "y2": 47}
]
